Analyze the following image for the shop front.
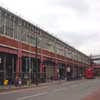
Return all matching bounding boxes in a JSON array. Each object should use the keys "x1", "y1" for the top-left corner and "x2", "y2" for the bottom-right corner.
[{"x1": 0, "y1": 53, "x2": 16, "y2": 85}]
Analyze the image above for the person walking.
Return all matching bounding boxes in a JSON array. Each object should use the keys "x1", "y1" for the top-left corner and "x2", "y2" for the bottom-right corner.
[
  {"x1": 15, "y1": 76, "x2": 18, "y2": 87},
  {"x1": 18, "y1": 78, "x2": 22, "y2": 87},
  {"x1": 66, "y1": 67, "x2": 71, "y2": 81}
]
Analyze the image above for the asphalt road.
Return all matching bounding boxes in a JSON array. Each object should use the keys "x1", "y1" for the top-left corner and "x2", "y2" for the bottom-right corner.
[{"x1": 0, "y1": 78, "x2": 100, "y2": 100}]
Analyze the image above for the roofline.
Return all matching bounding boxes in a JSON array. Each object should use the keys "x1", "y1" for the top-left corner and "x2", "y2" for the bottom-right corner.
[{"x1": 0, "y1": 6, "x2": 89, "y2": 58}]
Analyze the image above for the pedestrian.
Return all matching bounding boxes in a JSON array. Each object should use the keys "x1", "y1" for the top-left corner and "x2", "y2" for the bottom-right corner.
[
  {"x1": 18, "y1": 78, "x2": 22, "y2": 87},
  {"x1": 9, "y1": 79, "x2": 12, "y2": 89},
  {"x1": 15, "y1": 77, "x2": 18, "y2": 87},
  {"x1": 0, "y1": 80, "x2": 1, "y2": 85},
  {"x1": 66, "y1": 67, "x2": 71, "y2": 81}
]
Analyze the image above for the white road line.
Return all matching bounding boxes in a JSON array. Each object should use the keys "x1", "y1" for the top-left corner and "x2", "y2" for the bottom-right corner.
[
  {"x1": 54, "y1": 88, "x2": 67, "y2": 92},
  {"x1": 17, "y1": 87, "x2": 68, "y2": 100},
  {"x1": 17, "y1": 92, "x2": 48, "y2": 100},
  {"x1": 0, "y1": 86, "x2": 48, "y2": 95},
  {"x1": 70, "y1": 84, "x2": 78, "y2": 88}
]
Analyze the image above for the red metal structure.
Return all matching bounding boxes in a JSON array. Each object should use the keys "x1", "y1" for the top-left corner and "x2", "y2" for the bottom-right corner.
[
  {"x1": 90, "y1": 55, "x2": 100, "y2": 76},
  {"x1": 84, "y1": 68, "x2": 95, "y2": 79}
]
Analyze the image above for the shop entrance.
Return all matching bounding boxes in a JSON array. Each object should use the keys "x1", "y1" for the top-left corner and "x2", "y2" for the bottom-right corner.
[
  {"x1": 22, "y1": 57, "x2": 40, "y2": 84},
  {"x1": 0, "y1": 53, "x2": 16, "y2": 84},
  {"x1": 73, "y1": 65, "x2": 81, "y2": 80},
  {"x1": 43, "y1": 60, "x2": 55, "y2": 81},
  {"x1": 59, "y1": 64, "x2": 66, "y2": 80}
]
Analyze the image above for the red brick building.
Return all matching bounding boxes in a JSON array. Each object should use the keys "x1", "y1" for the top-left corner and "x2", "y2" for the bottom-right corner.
[{"x1": 0, "y1": 7, "x2": 90, "y2": 84}]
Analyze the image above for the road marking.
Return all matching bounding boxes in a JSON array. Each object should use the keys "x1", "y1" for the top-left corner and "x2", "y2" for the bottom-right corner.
[
  {"x1": 17, "y1": 92, "x2": 48, "y2": 100},
  {"x1": 0, "y1": 86, "x2": 48, "y2": 95},
  {"x1": 70, "y1": 84, "x2": 78, "y2": 88},
  {"x1": 54, "y1": 87, "x2": 67, "y2": 92}
]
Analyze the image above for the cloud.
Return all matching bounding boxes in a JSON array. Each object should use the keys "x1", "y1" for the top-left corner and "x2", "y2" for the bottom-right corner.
[
  {"x1": 50, "y1": 0, "x2": 90, "y2": 14},
  {"x1": 54, "y1": 31, "x2": 100, "y2": 55},
  {"x1": 0, "y1": 0, "x2": 100, "y2": 55}
]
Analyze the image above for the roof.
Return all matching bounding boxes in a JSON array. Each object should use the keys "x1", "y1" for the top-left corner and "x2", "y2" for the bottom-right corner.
[{"x1": 0, "y1": 6, "x2": 89, "y2": 58}]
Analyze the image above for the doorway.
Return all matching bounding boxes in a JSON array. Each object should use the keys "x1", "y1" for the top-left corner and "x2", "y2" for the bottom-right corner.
[{"x1": 0, "y1": 53, "x2": 16, "y2": 84}]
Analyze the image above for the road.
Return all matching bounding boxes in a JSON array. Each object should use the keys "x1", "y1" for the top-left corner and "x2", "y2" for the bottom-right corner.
[{"x1": 0, "y1": 78, "x2": 100, "y2": 100}]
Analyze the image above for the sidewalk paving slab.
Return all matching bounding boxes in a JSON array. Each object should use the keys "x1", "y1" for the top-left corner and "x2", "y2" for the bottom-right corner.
[
  {"x1": 0, "y1": 79, "x2": 84, "y2": 93},
  {"x1": 0, "y1": 80, "x2": 64, "y2": 92}
]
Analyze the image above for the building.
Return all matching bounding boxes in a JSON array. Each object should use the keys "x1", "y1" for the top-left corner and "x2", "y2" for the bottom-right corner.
[{"x1": 0, "y1": 7, "x2": 90, "y2": 84}]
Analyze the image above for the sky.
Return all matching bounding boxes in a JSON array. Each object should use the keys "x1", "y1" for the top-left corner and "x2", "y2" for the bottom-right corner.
[{"x1": 0, "y1": 0, "x2": 100, "y2": 56}]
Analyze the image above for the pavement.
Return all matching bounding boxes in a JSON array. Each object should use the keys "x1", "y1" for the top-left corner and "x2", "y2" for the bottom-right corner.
[
  {"x1": 83, "y1": 87, "x2": 100, "y2": 100},
  {"x1": 0, "y1": 78, "x2": 100, "y2": 100},
  {"x1": 0, "y1": 80, "x2": 65, "y2": 92}
]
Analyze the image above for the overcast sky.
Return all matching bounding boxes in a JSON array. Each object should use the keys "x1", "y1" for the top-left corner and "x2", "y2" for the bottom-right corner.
[{"x1": 0, "y1": 0, "x2": 100, "y2": 55}]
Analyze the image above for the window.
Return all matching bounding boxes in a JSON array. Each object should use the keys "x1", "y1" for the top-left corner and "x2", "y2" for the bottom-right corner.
[
  {"x1": 0, "y1": 10, "x2": 2, "y2": 34},
  {"x1": 0, "y1": 10, "x2": 5, "y2": 34},
  {"x1": 5, "y1": 14, "x2": 14, "y2": 37}
]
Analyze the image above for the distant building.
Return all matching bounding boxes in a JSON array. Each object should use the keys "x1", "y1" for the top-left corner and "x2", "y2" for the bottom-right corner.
[
  {"x1": 0, "y1": 7, "x2": 90, "y2": 84},
  {"x1": 91, "y1": 55, "x2": 100, "y2": 76}
]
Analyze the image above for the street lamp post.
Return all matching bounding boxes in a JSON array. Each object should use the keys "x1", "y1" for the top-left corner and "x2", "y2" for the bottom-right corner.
[
  {"x1": 35, "y1": 31, "x2": 38, "y2": 86},
  {"x1": 77, "y1": 53, "x2": 79, "y2": 80},
  {"x1": 35, "y1": 30, "x2": 42, "y2": 86},
  {"x1": 71, "y1": 51, "x2": 74, "y2": 80}
]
